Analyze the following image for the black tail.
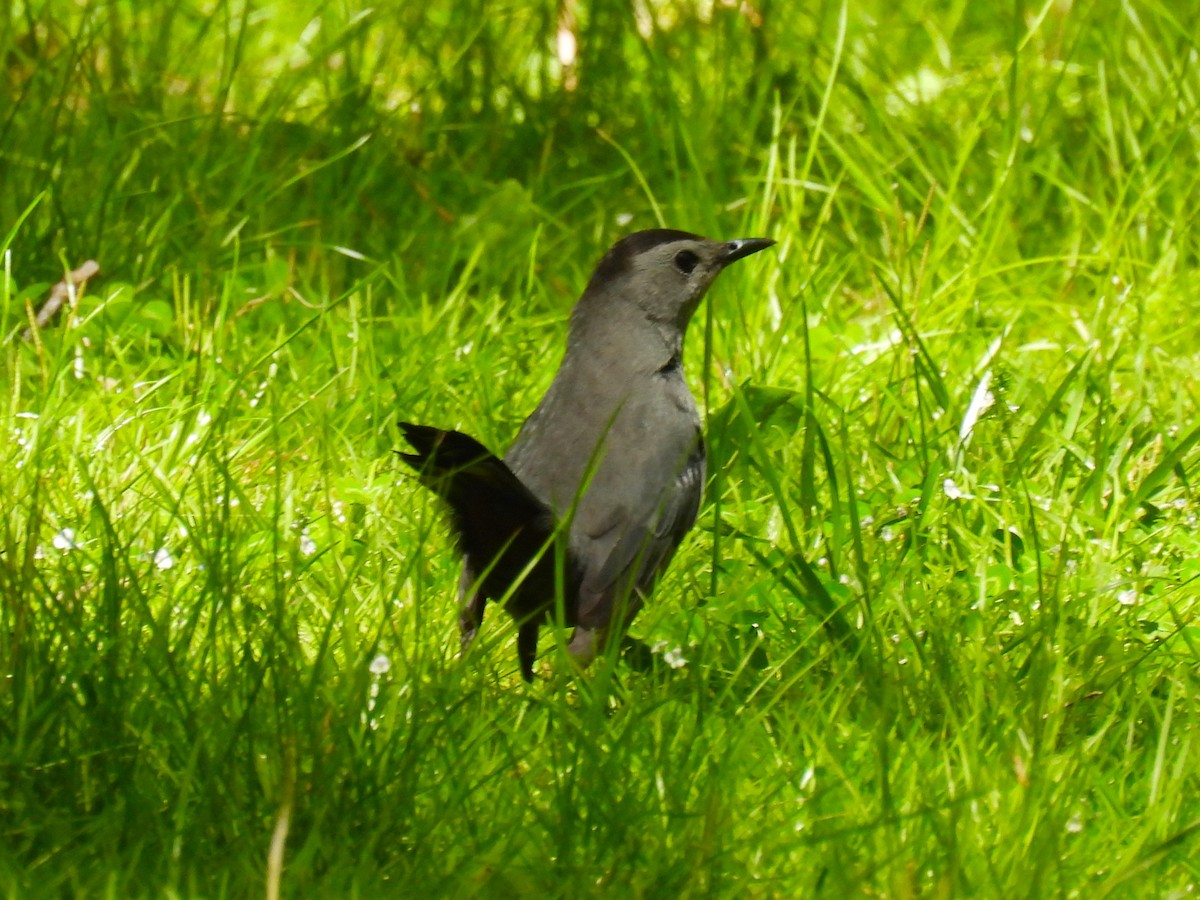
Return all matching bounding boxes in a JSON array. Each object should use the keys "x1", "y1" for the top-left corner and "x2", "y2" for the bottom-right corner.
[
  {"x1": 398, "y1": 422, "x2": 583, "y2": 680},
  {"x1": 398, "y1": 421, "x2": 559, "y2": 594},
  {"x1": 397, "y1": 422, "x2": 543, "y2": 520},
  {"x1": 398, "y1": 422, "x2": 500, "y2": 478}
]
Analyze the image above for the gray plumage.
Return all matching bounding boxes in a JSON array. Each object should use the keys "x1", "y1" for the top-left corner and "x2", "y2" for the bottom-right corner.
[{"x1": 400, "y1": 228, "x2": 774, "y2": 680}]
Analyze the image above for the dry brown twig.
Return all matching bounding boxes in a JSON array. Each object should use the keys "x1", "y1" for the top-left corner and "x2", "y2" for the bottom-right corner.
[{"x1": 21, "y1": 260, "x2": 100, "y2": 341}]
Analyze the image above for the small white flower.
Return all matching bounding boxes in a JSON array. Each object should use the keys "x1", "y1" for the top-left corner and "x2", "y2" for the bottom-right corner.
[
  {"x1": 299, "y1": 529, "x2": 317, "y2": 557},
  {"x1": 154, "y1": 547, "x2": 175, "y2": 570},
  {"x1": 662, "y1": 646, "x2": 687, "y2": 669},
  {"x1": 1066, "y1": 813, "x2": 1083, "y2": 833},
  {"x1": 943, "y1": 477, "x2": 972, "y2": 500},
  {"x1": 369, "y1": 654, "x2": 391, "y2": 676},
  {"x1": 53, "y1": 528, "x2": 79, "y2": 552},
  {"x1": 1117, "y1": 589, "x2": 1138, "y2": 607},
  {"x1": 615, "y1": 212, "x2": 634, "y2": 227}
]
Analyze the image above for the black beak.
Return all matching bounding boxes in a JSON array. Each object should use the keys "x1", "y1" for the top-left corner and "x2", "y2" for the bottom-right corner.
[{"x1": 721, "y1": 237, "x2": 776, "y2": 266}]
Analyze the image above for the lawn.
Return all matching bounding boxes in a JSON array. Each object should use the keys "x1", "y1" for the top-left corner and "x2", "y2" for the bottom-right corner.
[{"x1": 2, "y1": 0, "x2": 1198, "y2": 896}]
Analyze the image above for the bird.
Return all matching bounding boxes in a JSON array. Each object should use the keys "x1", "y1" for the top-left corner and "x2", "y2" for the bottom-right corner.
[{"x1": 399, "y1": 228, "x2": 775, "y2": 681}]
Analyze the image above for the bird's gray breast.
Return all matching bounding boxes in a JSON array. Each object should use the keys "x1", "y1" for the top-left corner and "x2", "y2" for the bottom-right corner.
[{"x1": 505, "y1": 361, "x2": 701, "y2": 535}]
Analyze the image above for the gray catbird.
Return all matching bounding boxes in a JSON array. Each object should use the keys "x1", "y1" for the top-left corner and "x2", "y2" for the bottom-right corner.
[{"x1": 400, "y1": 228, "x2": 774, "y2": 680}]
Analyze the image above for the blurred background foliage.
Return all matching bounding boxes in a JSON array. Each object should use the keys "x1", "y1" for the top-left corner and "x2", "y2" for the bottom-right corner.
[{"x1": 5, "y1": 0, "x2": 1194, "y2": 315}]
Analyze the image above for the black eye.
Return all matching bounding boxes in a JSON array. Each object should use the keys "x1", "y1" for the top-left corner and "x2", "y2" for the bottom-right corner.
[{"x1": 673, "y1": 250, "x2": 699, "y2": 275}]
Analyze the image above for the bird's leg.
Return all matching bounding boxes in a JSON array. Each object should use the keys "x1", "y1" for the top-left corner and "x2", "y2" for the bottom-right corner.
[
  {"x1": 567, "y1": 626, "x2": 602, "y2": 669},
  {"x1": 457, "y1": 564, "x2": 486, "y2": 648},
  {"x1": 619, "y1": 634, "x2": 655, "y2": 671},
  {"x1": 517, "y1": 623, "x2": 540, "y2": 681}
]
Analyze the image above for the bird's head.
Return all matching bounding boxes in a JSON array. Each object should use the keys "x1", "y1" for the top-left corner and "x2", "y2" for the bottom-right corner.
[{"x1": 575, "y1": 229, "x2": 775, "y2": 335}]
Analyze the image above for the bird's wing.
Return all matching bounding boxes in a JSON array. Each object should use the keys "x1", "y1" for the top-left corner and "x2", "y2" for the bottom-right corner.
[{"x1": 574, "y1": 438, "x2": 705, "y2": 629}]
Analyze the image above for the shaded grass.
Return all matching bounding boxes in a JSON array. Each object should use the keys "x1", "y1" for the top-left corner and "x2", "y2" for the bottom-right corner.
[{"x1": 3, "y1": 0, "x2": 1200, "y2": 896}]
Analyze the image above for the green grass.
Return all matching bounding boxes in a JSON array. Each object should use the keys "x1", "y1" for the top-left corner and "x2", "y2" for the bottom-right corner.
[{"x1": 3, "y1": 0, "x2": 1200, "y2": 896}]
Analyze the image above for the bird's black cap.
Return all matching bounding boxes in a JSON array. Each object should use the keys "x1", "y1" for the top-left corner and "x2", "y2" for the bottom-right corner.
[
  {"x1": 587, "y1": 230, "x2": 773, "y2": 291},
  {"x1": 588, "y1": 229, "x2": 703, "y2": 288}
]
